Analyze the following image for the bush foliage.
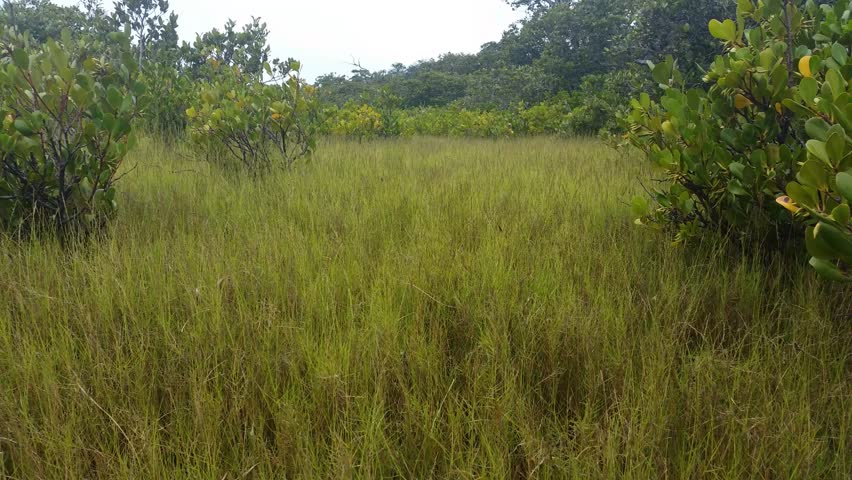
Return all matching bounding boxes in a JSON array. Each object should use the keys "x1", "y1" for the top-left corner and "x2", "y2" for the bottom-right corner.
[
  {"x1": 322, "y1": 86, "x2": 641, "y2": 139},
  {"x1": 187, "y1": 60, "x2": 320, "y2": 171},
  {"x1": 327, "y1": 103, "x2": 384, "y2": 141},
  {"x1": 625, "y1": 0, "x2": 851, "y2": 281},
  {"x1": 0, "y1": 27, "x2": 144, "y2": 235}
]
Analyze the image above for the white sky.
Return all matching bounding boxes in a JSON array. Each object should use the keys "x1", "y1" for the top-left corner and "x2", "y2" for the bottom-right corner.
[{"x1": 54, "y1": 0, "x2": 525, "y2": 81}]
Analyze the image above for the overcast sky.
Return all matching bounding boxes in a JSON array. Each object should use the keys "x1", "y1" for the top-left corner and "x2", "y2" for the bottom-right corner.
[{"x1": 54, "y1": 0, "x2": 525, "y2": 81}]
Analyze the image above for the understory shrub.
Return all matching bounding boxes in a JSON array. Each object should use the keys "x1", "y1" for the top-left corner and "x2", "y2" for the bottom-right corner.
[
  {"x1": 0, "y1": 27, "x2": 144, "y2": 236},
  {"x1": 398, "y1": 106, "x2": 516, "y2": 137},
  {"x1": 625, "y1": 0, "x2": 851, "y2": 281},
  {"x1": 140, "y1": 63, "x2": 193, "y2": 140},
  {"x1": 187, "y1": 60, "x2": 320, "y2": 171},
  {"x1": 328, "y1": 103, "x2": 384, "y2": 141}
]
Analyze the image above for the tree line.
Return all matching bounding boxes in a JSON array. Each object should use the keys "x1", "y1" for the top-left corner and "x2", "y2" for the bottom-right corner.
[
  {"x1": 317, "y1": 0, "x2": 736, "y2": 125},
  {"x1": 0, "y1": 0, "x2": 751, "y2": 137}
]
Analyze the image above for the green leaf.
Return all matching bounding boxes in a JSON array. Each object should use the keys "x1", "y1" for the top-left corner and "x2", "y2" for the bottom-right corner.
[
  {"x1": 806, "y1": 140, "x2": 830, "y2": 164},
  {"x1": 652, "y1": 63, "x2": 671, "y2": 84},
  {"x1": 729, "y1": 162, "x2": 748, "y2": 182},
  {"x1": 809, "y1": 257, "x2": 851, "y2": 282},
  {"x1": 797, "y1": 159, "x2": 829, "y2": 189},
  {"x1": 787, "y1": 181, "x2": 818, "y2": 207},
  {"x1": 102, "y1": 113, "x2": 116, "y2": 133},
  {"x1": 825, "y1": 129, "x2": 845, "y2": 165},
  {"x1": 720, "y1": 129, "x2": 741, "y2": 148},
  {"x1": 806, "y1": 226, "x2": 835, "y2": 260},
  {"x1": 111, "y1": 118, "x2": 131, "y2": 138},
  {"x1": 630, "y1": 195, "x2": 650, "y2": 220},
  {"x1": 782, "y1": 99, "x2": 813, "y2": 117},
  {"x1": 837, "y1": 172, "x2": 852, "y2": 203},
  {"x1": 758, "y1": 48, "x2": 776, "y2": 69},
  {"x1": 831, "y1": 102, "x2": 852, "y2": 134},
  {"x1": 709, "y1": 19, "x2": 737, "y2": 42},
  {"x1": 804, "y1": 117, "x2": 831, "y2": 141},
  {"x1": 825, "y1": 69, "x2": 844, "y2": 100},
  {"x1": 70, "y1": 85, "x2": 91, "y2": 107},
  {"x1": 13, "y1": 119, "x2": 33, "y2": 136},
  {"x1": 736, "y1": 0, "x2": 754, "y2": 14},
  {"x1": 831, "y1": 203, "x2": 850, "y2": 225},
  {"x1": 831, "y1": 43, "x2": 848, "y2": 65},
  {"x1": 651, "y1": 149, "x2": 676, "y2": 169},
  {"x1": 107, "y1": 86, "x2": 123, "y2": 110},
  {"x1": 11, "y1": 49, "x2": 29, "y2": 70},
  {"x1": 799, "y1": 77, "x2": 818, "y2": 104},
  {"x1": 131, "y1": 81, "x2": 147, "y2": 96},
  {"x1": 728, "y1": 180, "x2": 749, "y2": 196},
  {"x1": 814, "y1": 222, "x2": 852, "y2": 263}
]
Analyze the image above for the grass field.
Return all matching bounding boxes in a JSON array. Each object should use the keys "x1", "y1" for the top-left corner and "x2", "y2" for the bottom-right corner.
[{"x1": 0, "y1": 137, "x2": 849, "y2": 478}]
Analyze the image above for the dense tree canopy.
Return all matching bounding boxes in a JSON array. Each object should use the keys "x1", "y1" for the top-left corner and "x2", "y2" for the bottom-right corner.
[
  {"x1": 1, "y1": 0, "x2": 87, "y2": 43},
  {"x1": 316, "y1": 0, "x2": 735, "y2": 114}
]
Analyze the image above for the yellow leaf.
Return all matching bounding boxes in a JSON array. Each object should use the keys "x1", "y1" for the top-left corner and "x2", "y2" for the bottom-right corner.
[
  {"x1": 798, "y1": 56, "x2": 812, "y2": 78},
  {"x1": 776, "y1": 196, "x2": 800, "y2": 214},
  {"x1": 734, "y1": 94, "x2": 752, "y2": 109}
]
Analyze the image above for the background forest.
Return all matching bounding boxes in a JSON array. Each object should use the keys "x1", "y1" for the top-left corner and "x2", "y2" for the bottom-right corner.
[{"x1": 1, "y1": 0, "x2": 738, "y2": 136}]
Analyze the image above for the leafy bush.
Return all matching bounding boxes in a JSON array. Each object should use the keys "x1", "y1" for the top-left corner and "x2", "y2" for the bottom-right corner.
[
  {"x1": 0, "y1": 27, "x2": 144, "y2": 236},
  {"x1": 398, "y1": 106, "x2": 515, "y2": 137},
  {"x1": 187, "y1": 60, "x2": 320, "y2": 171},
  {"x1": 314, "y1": 64, "x2": 654, "y2": 139},
  {"x1": 779, "y1": 2, "x2": 852, "y2": 281},
  {"x1": 625, "y1": 0, "x2": 851, "y2": 280},
  {"x1": 568, "y1": 67, "x2": 655, "y2": 135},
  {"x1": 328, "y1": 103, "x2": 384, "y2": 141},
  {"x1": 139, "y1": 63, "x2": 193, "y2": 140},
  {"x1": 517, "y1": 95, "x2": 572, "y2": 135}
]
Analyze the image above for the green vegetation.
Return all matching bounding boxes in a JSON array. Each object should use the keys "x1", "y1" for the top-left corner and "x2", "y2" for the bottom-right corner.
[
  {"x1": 626, "y1": 0, "x2": 852, "y2": 280},
  {"x1": 327, "y1": 103, "x2": 385, "y2": 141},
  {"x1": 1, "y1": 137, "x2": 849, "y2": 477},
  {"x1": 186, "y1": 60, "x2": 320, "y2": 171},
  {"x1": 317, "y1": 0, "x2": 731, "y2": 134},
  {"x1": 0, "y1": 0, "x2": 849, "y2": 477},
  {"x1": 0, "y1": 27, "x2": 143, "y2": 235}
]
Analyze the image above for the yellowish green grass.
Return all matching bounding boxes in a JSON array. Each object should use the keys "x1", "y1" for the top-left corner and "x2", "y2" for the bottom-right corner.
[{"x1": 0, "y1": 137, "x2": 849, "y2": 478}]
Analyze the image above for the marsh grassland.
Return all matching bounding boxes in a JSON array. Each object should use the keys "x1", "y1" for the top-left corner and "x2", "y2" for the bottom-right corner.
[{"x1": 0, "y1": 138, "x2": 849, "y2": 478}]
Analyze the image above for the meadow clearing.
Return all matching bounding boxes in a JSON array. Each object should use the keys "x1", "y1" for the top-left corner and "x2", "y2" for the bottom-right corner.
[{"x1": 0, "y1": 137, "x2": 849, "y2": 478}]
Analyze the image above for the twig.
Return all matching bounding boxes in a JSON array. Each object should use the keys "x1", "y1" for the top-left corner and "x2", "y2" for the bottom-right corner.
[
  {"x1": 77, "y1": 383, "x2": 139, "y2": 463},
  {"x1": 408, "y1": 282, "x2": 456, "y2": 309}
]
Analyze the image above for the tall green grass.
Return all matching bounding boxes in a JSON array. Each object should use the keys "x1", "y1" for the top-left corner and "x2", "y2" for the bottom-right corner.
[{"x1": 0, "y1": 137, "x2": 849, "y2": 478}]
